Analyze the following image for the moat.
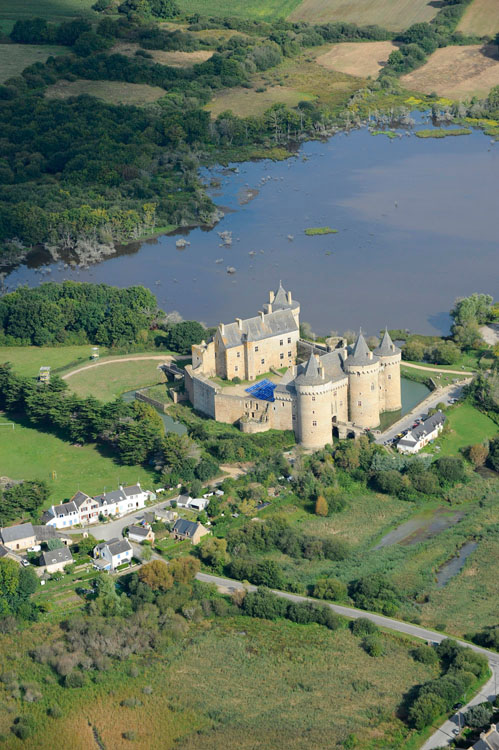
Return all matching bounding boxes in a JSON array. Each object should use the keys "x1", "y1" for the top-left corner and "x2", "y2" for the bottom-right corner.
[{"x1": 4, "y1": 114, "x2": 498, "y2": 336}]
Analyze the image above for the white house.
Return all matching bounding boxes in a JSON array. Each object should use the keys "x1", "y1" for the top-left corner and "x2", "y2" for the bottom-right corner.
[
  {"x1": 128, "y1": 525, "x2": 155, "y2": 544},
  {"x1": 175, "y1": 495, "x2": 210, "y2": 512},
  {"x1": 43, "y1": 484, "x2": 155, "y2": 529},
  {"x1": 93, "y1": 538, "x2": 133, "y2": 571},
  {"x1": 397, "y1": 412, "x2": 446, "y2": 454}
]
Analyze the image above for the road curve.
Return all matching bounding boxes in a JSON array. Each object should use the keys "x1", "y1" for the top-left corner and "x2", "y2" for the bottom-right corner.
[
  {"x1": 62, "y1": 355, "x2": 173, "y2": 380},
  {"x1": 196, "y1": 572, "x2": 499, "y2": 749}
]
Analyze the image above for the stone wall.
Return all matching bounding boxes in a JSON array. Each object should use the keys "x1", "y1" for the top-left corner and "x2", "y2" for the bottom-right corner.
[
  {"x1": 379, "y1": 354, "x2": 402, "y2": 412},
  {"x1": 185, "y1": 367, "x2": 219, "y2": 419},
  {"x1": 346, "y1": 361, "x2": 380, "y2": 428}
]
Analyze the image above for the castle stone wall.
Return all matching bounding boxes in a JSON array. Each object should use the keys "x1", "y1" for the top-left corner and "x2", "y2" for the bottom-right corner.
[
  {"x1": 379, "y1": 355, "x2": 402, "y2": 412},
  {"x1": 346, "y1": 362, "x2": 380, "y2": 428},
  {"x1": 296, "y1": 381, "x2": 334, "y2": 449}
]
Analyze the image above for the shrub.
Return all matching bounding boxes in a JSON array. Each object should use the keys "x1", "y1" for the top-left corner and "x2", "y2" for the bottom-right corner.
[
  {"x1": 313, "y1": 577, "x2": 347, "y2": 602},
  {"x1": 123, "y1": 730, "x2": 137, "y2": 741},
  {"x1": 362, "y1": 635, "x2": 385, "y2": 657},
  {"x1": 464, "y1": 702, "x2": 493, "y2": 728},
  {"x1": 409, "y1": 693, "x2": 446, "y2": 729},
  {"x1": 315, "y1": 494, "x2": 328, "y2": 516},
  {"x1": 413, "y1": 645, "x2": 439, "y2": 665},
  {"x1": 350, "y1": 618, "x2": 379, "y2": 637},
  {"x1": 64, "y1": 671, "x2": 86, "y2": 688},
  {"x1": 47, "y1": 705, "x2": 63, "y2": 719}
]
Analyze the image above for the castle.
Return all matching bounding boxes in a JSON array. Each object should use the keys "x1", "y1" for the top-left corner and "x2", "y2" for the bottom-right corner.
[{"x1": 184, "y1": 283, "x2": 401, "y2": 449}]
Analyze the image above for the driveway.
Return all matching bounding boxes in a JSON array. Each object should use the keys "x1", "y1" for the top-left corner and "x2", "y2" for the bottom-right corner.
[
  {"x1": 62, "y1": 497, "x2": 179, "y2": 541},
  {"x1": 196, "y1": 572, "x2": 499, "y2": 749},
  {"x1": 375, "y1": 380, "x2": 471, "y2": 445}
]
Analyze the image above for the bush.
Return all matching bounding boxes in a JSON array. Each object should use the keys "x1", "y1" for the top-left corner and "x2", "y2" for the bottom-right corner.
[
  {"x1": 361, "y1": 635, "x2": 385, "y2": 657},
  {"x1": 313, "y1": 577, "x2": 347, "y2": 602},
  {"x1": 464, "y1": 702, "x2": 493, "y2": 728},
  {"x1": 350, "y1": 618, "x2": 379, "y2": 637},
  {"x1": 349, "y1": 574, "x2": 401, "y2": 616},
  {"x1": 47, "y1": 704, "x2": 63, "y2": 719},
  {"x1": 64, "y1": 671, "x2": 86, "y2": 688},
  {"x1": 413, "y1": 645, "x2": 439, "y2": 665}
]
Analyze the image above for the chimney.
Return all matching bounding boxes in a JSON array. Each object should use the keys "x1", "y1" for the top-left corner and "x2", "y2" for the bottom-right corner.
[
  {"x1": 201, "y1": 339, "x2": 206, "y2": 346},
  {"x1": 235, "y1": 317, "x2": 242, "y2": 330},
  {"x1": 287, "y1": 291, "x2": 292, "y2": 304},
  {"x1": 368, "y1": 351, "x2": 373, "y2": 360},
  {"x1": 259, "y1": 311, "x2": 264, "y2": 322},
  {"x1": 267, "y1": 303, "x2": 273, "y2": 314},
  {"x1": 220, "y1": 323, "x2": 225, "y2": 335},
  {"x1": 319, "y1": 364, "x2": 325, "y2": 379},
  {"x1": 269, "y1": 291, "x2": 275, "y2": 304}
]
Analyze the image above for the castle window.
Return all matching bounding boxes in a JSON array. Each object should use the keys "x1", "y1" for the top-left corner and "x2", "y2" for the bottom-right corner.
[
  {"x1": 288, "y1": 337, "x2": 291, "y2": 344},
  {"x1": 280, "y1": 339, "x2": 283, "y2": 346},
  {"x1": 280, "y1": 353, "x2": 284, "y2": 360},
  {"x1": 312, "y1": 396, "x2": 315, "y2": 401},
  {"x1": 357, "y1": 400, "x2": 362, "y2": 406},
  {"x1": 235, "y1": 366, "x2": 238, "y2": 372},
  {"x1": 261, "y1": 359, "x2": 265, "y2": 365},
  {"x1": 371, "y1": 384, "x2": 375, "y2": 391},
  {"x1": 388, "y1": 374, "x2": 392, "y2": 380},
  {"x1": 357, "y1": 372, "x2": 360, "y2": 377},
  {"x1": 255, "y1": 346, "x2": 259, "y2": 352},
  {"x1": 237, "y1": 352, "x2": 240, "y2": 358},
  {"x1": 312, "y1": 421, "x2": 317, "y2": 427}
]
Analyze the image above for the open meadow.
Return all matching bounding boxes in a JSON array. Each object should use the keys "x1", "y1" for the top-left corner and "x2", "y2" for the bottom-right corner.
[
  {"x1": 0, "y1": 413, "x2": 156, "y2": 507},
  {"x1": 0, "y1": 345, "x2": 110, "y2": 378},
  {"x1": 316, "y1": 41, "x2": 397, "y2": 79},
  {"x1": 45, "y1": 79, "x2": 167, "y2": 105},
  {"x1": 177, "y1": 0, "x2": 301, "y2": 20},
  {"x1": 0, "y1": 0, "x2": 98, "y2": 23},
  {"x1": 458, "y1": 0, "x2": 499, "y2": 36},
  {"x1": 0, "y1": 617, "x2": 436, "y2": 750},
  {"x1": 289, "y1": 0, "x2": 438, "y2": 31},
  {"x1": 111, "y1": 43, "x2": 214, "y2": 67},
  {"x1": 65, "y1": 357, "x2": 167, "y2": 400},
  {"x1": 400, "y1": 44, "x2": 499, "y2": 100},
  {"x1": 0, "y1": 43, "x2": 67, "y2": 83}
]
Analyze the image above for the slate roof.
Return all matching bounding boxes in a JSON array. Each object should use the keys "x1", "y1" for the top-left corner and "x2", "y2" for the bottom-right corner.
[
  {"x1": 473, "y1": 725, "x2": 499, "y2": 750},
  {"x1": 295, "y1": 355, "x2": 324, "y2": 386},
  {"x1": 93, "y1": 489, "x2": 125, "y2": 505},
  {"x1": 123, "y1": 485, "x2": 142, "y2": 497},
  {"x1": 345, "y1": 330, "x2": 377, "y2": 367},
  {"x1": 128, "y1": 525, "x2": 150, "y2": 538},
  {"x1": 72, "y1": 491, "x2": 92, "y2": 508},
  {"x1": 318, "y1": 349, "x2": 348, "y2": 383},
  {"x1": 106, "y1": 538, "x2": 132, "y2": 556},
  {"x1": 398, "y1": 412, "x2": 446, "y2": 447},
  {"x1": 374, "y1": 328, "x2": 400, "y2": 357},
  {"x1": 0, "y1": 523, "x2": 35, "y2": 544},
  {"x1": 48, "y1": 501, "x2": 78, "y2": 518},
  {"x1": 271, "y1": 281, "x2": 299, "y2": 311},
  {"x1": 220, "y1": 308, "x2": 297, "y2": 349},
  {"x1": 33, "y1": 526, "x2": 71, "y2": 543},
  {"x1": 173, "y1": 519, "x2": 199, "y2": 538},
  {"x1": 40, "y1": 547, "x2": 73, "y2": 567}
]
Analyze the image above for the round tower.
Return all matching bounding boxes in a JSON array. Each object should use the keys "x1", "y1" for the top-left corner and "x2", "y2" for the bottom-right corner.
[
  {"x1": 295, "y1": 355, "x2": 333, "y2": 449},
  {"x1": 344, "y1": 331, "x2": 380, "y2": 429},
  {"x1": 374, "y1": 328, "x2": 402, "y2": 412}
]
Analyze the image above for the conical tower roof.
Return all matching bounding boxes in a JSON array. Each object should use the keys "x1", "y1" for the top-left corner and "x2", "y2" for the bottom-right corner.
[
  {"x1": 296, "y1": 354, "x2": 324, "y2": 385},
  {"x1": 345, "y1": 329, "x2": 378, "y2": 366},
  {"x1": 269, "y1": 281, "x2": 300, "y2": 312},
  {"x1": 374, "y1": 328, "x2": 400, "y2": 356}
]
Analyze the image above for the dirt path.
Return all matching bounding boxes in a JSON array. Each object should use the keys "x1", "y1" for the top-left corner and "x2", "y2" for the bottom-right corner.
[
  {"x1": 480, "y1": 323, "x2": 499, "y2": 346},
  {"x1": 402, "y1": 362, "x2": 474, "y2": 375},
  {"x1": 62, "y1": 355, "x2": 174, "y2": 380}
]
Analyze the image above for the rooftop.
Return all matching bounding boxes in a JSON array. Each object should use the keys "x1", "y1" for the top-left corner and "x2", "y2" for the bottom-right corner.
[
  {"x1": 173, "y1": 518, "x2": 200, "y2": 538},
  {"x1": 0, "y1": 523, "x2": 35, "y2": 544},
  {"x1": 345, "y1": 330, "x2": 378, "y2": 367},
  {"x1": 220, "y1": 308, "x2": 297, "y2": 349},
  {"x1": 40, "y1": 547, "x2": 73, "y2": 566},
  {"x1": 374, "y1": 328, "x2": 400, "y2": 357}
]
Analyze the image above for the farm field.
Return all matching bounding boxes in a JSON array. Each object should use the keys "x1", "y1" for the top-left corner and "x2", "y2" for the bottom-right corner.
[
  {"x1": 0, "y1": 43, "x2": 66, "y2": 83},
  {"x1": 65, "y1": 357, "x2": 168, "y2": 400},
  {"x1": 424, "y1": 401, "x2": 498, "y2": 456},
  {"x1": 458, "y1": 0, "x2": 499, "y2": 36},
  {"x1": 0, "y1": 413, "x2": 156, "y2": 506},
  {"x1": 177, "y1": 0, "x2": 301, "y2": 20},
  {"x1": 316, "y1": 41, "x2": 397, "y2": 79},
  {"x1": 8, "y1": 617, "x2": 436, "y2": 750},
  {"x1": 401, "y1": 44, "x2": 499, "y2": 100},
  {"x1": 112, "y1": 42, "x2": 214, "y2": 67},
  {"x1": 0, "y1": 0, "x2": 98, "y2": 23},
  {"x1": 45, "y1": 79, "x2": 167, "y2": 105},
  {"x1": 289, "y1": 0, "x2": 438, "y2": 31}
]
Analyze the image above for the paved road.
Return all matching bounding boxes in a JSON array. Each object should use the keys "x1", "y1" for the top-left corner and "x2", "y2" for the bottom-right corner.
[
  {"x1": 62, "y1": 497, "x2": 177, "y2": 541},
  {"x1": 196, "y1": 572, "x2": 499, "y2": 750},
  {"x1": 376, "y1": 381, "x2": 471, "y2": 444}
]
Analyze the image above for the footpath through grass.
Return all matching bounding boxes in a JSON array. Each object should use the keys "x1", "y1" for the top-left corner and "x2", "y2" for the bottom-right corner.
[{"x1": 0, "y1": 413, "x2": 156, "y2": 507}]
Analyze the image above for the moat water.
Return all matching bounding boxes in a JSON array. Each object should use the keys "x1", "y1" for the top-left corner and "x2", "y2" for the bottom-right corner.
[{"x1": 4, "y1": 114, "x2": 499, "y2": 336}]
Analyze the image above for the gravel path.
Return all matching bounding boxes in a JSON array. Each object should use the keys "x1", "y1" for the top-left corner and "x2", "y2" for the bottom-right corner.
[{"x1": 62, "y1": 355, "x2": 174, "y2": 380}]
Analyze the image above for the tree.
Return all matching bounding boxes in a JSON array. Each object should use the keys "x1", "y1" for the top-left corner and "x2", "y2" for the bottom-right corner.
[
  {"x1": 313, "y1": 577, "x2": 346, "y2": 601},
  {"x1": 138, "y1": 560, "x2": 173, "y2": 591},
  {"x1": 314, "y1": 495, "x2": 328, "y2": 516},
  {"x1": 453, "y1": 322, "x2": 483, "y2": 351},
  {"x1": 350, "y1": 618, "x2": 379, "y2": 637},
  {"x1": 430, "y1": 340, "x2": 460, "y2": 365},
  {"x1": 47, "y1": 538, "x2": 64, "y2": 550},
  {"x1": 409, "y1": 693, "x2": 446, "y2": 729},
  {"x1": 168, "y1": 321, "x2": 205, "y2": 354},
  {"x1": 402, "y1": 340, "x2": 425, "y2": 362},
  {"x1": 198, "y1": 537, "x2": 228, "y2": 570},
  {"x1": 468, "y1": 443, "x2": 489, "y2": 467},
  {"x1": 349, "y1": 574, "x2": 401, "y2": 616},
  {"x1": 451, "y1": 294, "x2": 493, "y2": 327},
  {"x1": 434, "y1": 455, "x2": 465, "y2": 484},
  {"x1": 464, "y1": 702, "x2": 493, "y2": 728}
]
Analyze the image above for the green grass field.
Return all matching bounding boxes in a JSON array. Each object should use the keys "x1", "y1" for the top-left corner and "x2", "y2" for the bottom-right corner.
[
  {"x1": 427, "y1": 402, "x2": 498, "y2": 456},
  {"x1": 65, "y1": 358, "x2": 168, "y2": 400},
  {"x1": 0, "y1": 43, "x2": 67, "y2": 83},
  {"x1": 0, "y1": 616, "x2": 435, "y2": 750},
  {"x1": 289, "y1": 0, "x2": 438, "y2": 30},
  {"x1": 0, "y1": 345, "x2": 110, "y2": 377},
  {"x1": 0, "y1": 413, "x2": 156, "y2": 507},
  {"x1": 177, "y1": 0, "x2": 301, "y2": 20},
  {"x1": 46, "y1": 79, "x2": 167, "y2": 105},
  {"x1": 0, "y1": 0, "x2": 98, "y2": 22},
  {"x1": 458, "y1": 0, "x2": 499, "y2": 36}
]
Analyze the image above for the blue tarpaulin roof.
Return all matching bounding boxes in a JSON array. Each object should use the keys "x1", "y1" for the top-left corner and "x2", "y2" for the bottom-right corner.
[{"x1": 245, "y1": 379, "x2": 276, "y2": 402}]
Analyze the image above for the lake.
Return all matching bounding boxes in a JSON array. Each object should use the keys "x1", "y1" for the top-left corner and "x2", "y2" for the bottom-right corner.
[{"x1": 4, "y1": 115, "x2": 498, "y2": 336}]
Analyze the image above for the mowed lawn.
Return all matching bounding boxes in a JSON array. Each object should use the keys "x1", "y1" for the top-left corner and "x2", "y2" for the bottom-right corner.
[
  {"x1": 458, "y1": 0, "x2": 499, "y2": 36},
  {"x1": 0, "y1": 345, "x2": 108, "y2": 378},
  {"x1": 65, "y1": 358, "x2": 167, "y2": 400},
  {"x1": 0, "y1": 0, "x2": 98, "y2": 22},
  {"x1": 401, "y1": 45, "x2": 499, "y2": 100},
  {"x1": 0, "y1": 414, "x2": 156, "y2": 506},
  {"x1": 289, "y1": 0, "x2": 438, "y2": 31},
  {"x1": 428, "y1": 401, "x2": 498, "y2": 455},
  {"x1": 0, "y1": 43, "x2": 67, "y2": 83},
  {"x1": 177, "y1": 0, "x2": 301, "y2": 20},
  {"x1": 45, "y1": 79, "x2": 166, "y2": 105}
]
